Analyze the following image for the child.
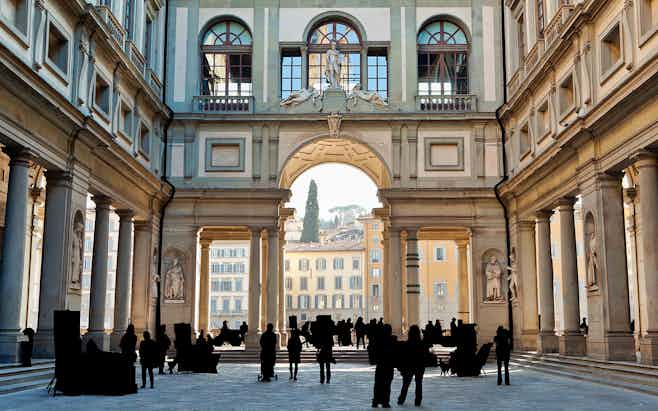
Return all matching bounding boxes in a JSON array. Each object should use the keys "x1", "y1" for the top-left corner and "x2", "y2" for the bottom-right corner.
[{"x1": 287, "y1": 329, "x2": 302, "y2": 380}]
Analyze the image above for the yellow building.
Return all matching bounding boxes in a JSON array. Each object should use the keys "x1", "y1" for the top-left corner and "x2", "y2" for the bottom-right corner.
[
  {"x1": 359, "y1": 216, "x2": 385, "y2": 321},
  {"x1": 417, "y1": 240, "x2": 459, "y2": 327}
]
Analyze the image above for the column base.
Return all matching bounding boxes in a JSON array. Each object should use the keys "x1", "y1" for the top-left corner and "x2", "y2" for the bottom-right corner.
[
  {"x1": 587, "y1": 332, "x2": 636, "y2": 361},
  {"x1": 518, "y1": 330, "x2": 538, "y2": 351},
  {"x1": 33, "y1": 330, "x2": 56, "y2": 358},
  {"x1": 559, "y1": 332, "x2": 586, "y2": 356},
  {"x1": 0, "y1": 331, "x2": 23, "y2": 363},
  {"x1": 640, "y1": 334, "x2": 658, "y2": 365},
  {"x1": 537, "y1": 331, "x2": 559, "y2": 354},
  {"x1": 245, "y1": 333, "x2": 261, "y2": 351},
  {"x1": 83, "y1": 331, "x2": 110, "y2": 352},
  {"x1": 109, "y1": 330, "x2": 126, "y2": 353}
]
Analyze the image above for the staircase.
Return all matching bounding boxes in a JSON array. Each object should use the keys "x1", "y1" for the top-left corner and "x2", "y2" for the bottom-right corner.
[
  {"x1": 217, "y1": 348, "x2": 371, "y2": 364},
  {"x1": 0, "y1": 359, "x2": 54, "y2": 395},
  {"x1": 510, "y1": 351, "x2": 658, "y2": 396}
]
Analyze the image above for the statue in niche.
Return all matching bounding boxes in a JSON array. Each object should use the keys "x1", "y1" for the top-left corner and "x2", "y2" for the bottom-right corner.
[
  {"x1": 69, "y1": 216, "x2": 84, "y2": 289},
  {"x1": 585, "y1": 224, "x2": 598, "y2": 287},
  {"x1": 507, "y1": 248, "x2": 520, "y2": 301},
  {"x1": 164, "y1": 257, "x2": 185, "y2": 302},
  {"x1": 347, "y1": 84, "x2": 389, "y2": 108},
  {"x1": 151, "y1": 248, "x2": 159, "y2": 303},
  {"x1": 280, "y1": 87, "x2": 321, "y2": 107},
  {"x1": 325, "y1": 41, "x2": 342, "y2": 89},
  {"x1": 485, "y1": 255, "x2": 504, "y2": 301}
]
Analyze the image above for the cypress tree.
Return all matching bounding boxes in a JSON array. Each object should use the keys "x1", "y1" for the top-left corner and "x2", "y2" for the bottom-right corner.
[{"x1": 301, "y1": 180, "x2": 320, "y2": 243}]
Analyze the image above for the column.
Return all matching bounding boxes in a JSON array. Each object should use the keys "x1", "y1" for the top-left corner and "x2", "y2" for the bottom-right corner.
[
  {"x1": 518, "y1": 220, "x2": 539, "y2": 350},
  {"x1": 86, "y1": 195, "x2": 112, "y2": 350},
  {"x1": 387, "y1": 228, "x2": 403, "y2": 335},
  {"x1": 536, "y1": 211, "x2": 558, "y2": 353},
  {"x1": 198, "y1": 238, "x2": 211, "y2": 334},
  {"x1": 0, "y1": 149, "x2": 33, "y2": 363},
  {"x1": 266, "y1": 229, "x2": 279, "y2": 331},
  {"x1": 246, "y1": 227, "x2": 261, "y2": 349},
  {"x1": 456, "y1": 240, "x2": 469, "y2": 322},
  {"x1": 634, "y1": 153, "x2": 658, "y2": 364},
  {"x1": 260, "y1": 229, "x2": 267, "y2": 332},
  {"x1": 382, "y1": 226, "x2": 391, "y2": 322},
  {"x1": 277, "y1": 223, "x2": 286, "y2": 345},
  {"x1": 623, "y1": 187, "x2": 641, "y2": 352},
  {"x1": 556, "y1": 198, "x2": 586, "y2": 355},
  {"x1": 110, "y1": 210, "x2": 134, "y2": 351},
  {"x1": 405, "y1": 229, "x2": 420, "y2": 328},
  {"x1": 131, "y1": 221, "x2": 154, "y2": 335}
]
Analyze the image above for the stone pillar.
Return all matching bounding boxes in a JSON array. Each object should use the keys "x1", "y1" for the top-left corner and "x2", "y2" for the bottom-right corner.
[
  {"x1": 131, "y1": 221, "x2": 154, "y2": 335},
  {"x1": 382, "y1": 226, "x2": 391, "y2": 323},
  {"x1": 110, "y1": 210, "x2": 134, "y2": 351},
  {"x1": 260, "y1": 230, "x2": 267, "y2": 332},
  {"x1": 517, "y1": 220, "x2": 539, "y2": 350},
  {"x1": 266, "y1": 229, "x2": 279, "y2": 331},
  {"x1": 536, "y1": 211, "x2": 558, "y2": 353},
  {"x1": 623, "y1": 187, "x2": 641, "y2": 352},
  {"x1": 86, "y1": 196, "x2": 112, "y2": 350},
  {"x1": 556, "y1": 198, "x2": 586, "y2": 355},
  {"x1": 387, "y1": 228, "x2": 403, "y2": 335},
  {"x1": 198, "y1": 238, "x2": 211, "y2": 334},
  {"x1": 580, "y1": 173, "x2": 635, "y2": 360},
  {"x1": 456, "y1": 240, "x2": 469, "y2": 322},
  {"x1": 405, "y1": 228, "x2": 420, "y2": 328},
  {"x1": 277, "y1": 222, "x2": 286, "y2": 345},
  {"x1": 246, "y1": 227, "x2": 261, "y2": 349},
  {"x1": 0, "y1": 150, "x2": 33, "y2": 362},
  {"x1": 634, "y1": 153, "x2": 658, "y2": 364},
  {"x1": 34, "y1": 171, "x2": 75, "y2": 357}
]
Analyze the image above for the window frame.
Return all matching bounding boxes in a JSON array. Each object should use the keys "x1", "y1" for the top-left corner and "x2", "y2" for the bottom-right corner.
[
  {"x1": 0, "y1": 0, "x2": 30, "y2": 45},
  {"x1": 44, "y1": 17, "x2": 71, "y2": 83}
]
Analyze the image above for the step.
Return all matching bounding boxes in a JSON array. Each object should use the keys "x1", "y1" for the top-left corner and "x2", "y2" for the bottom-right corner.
[
  {"x1": 0, "y1": 378, "x2": 52, "y2": 395},
  {"x1": 511, "y1": 353, "x2": 658, "y2": 380},
  {"x1": 0, "y1": 363, "x2": 55, "y2": 378},
  {"x1": 0, "y1": 370, "x2": 54, "y2": 386}
]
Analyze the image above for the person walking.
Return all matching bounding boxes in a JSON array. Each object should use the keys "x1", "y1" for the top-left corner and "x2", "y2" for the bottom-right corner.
[
  {"x1": 156, "y1": 325, "x2": 171, "y2": 375},
  {"x1": 372, "y1": 324, "x2": 395, "y2": 408},
  {"x1": 317, "y1": 332, "x2": 333, "y2": 384},
  {"x1": 397, "y1": 325, "x2": 426, "y2": 407},
  {"x1": 139, "y1": 331, "x2": 159, "y2": 389},
  {"x1": 494, "y1": 326, "x2": 512, "y2": 386},
  {"x1": 287, "y1": 329, "x2": 302, "y2": 380},
  {"x1": 260, "y1": 323, "x2": 277, "y2": 382}
]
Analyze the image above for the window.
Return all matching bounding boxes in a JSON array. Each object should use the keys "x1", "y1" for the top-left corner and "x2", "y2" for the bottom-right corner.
[
  {"x1": 220, "y1": 280, "x2": 232, "y2": 291},
  {"x1": 234, "y1": 298, "x2": 242, "y2": 312},
  {"x1": 281, "y1": 50, "x2": 302, "y2": 99},
  {"x1": 300, "y1": 277, "x2": 308, "y2": 291},
  {"x1": 372, "y1": 284, "x2": 380, "y2": 297},
  {"x1": 1, "y1": 0, "x2": 29, "y2": 36},
  {"x1": 222, "y1": 298, "x2": 230, "y2": 313},
  {"x1": 519, "y1": 123, "x2": 531, "y2": 157},
  {"x1": 352, "y1": 258, "x2": 360, "y2": 270},
  {"x1": 367, "y1": 49, "x2": 388, "y2": 100},
  {"x1": 349, "y1": 275, "x2": 362, "y2": 290},
  {"x1": 349, "y1": 294, "x2": 362, "y2": 309},
  {"x1": 371, "y1": 268, "x2": 381, "y2": 278},
  {"x1": 536, "y1": 100, "x2": 549, "y2": 138},
  {"x1": 317, "y1": 276, "x2": 325, "y2": 290},
  {"x1": 434, "y1": 281, "x2": 447, "y2": 296},
  {"x1": 139, "y1": 123, "x2": 150, "y2": 157},
  {"x1": 299, "y1": 259, "x2": 310, "y2": 271},
  {"x1": 640, "y1": 0, "x2": 658, "y2": 36},
  {"x1": 333, "y1": 257, "x2": 344, "y2": 270},
  {"x1": 316, "y1": 258, "x2": 327, "y2": 271},
  {"x1": 537, "y1": 0, "x2": 545, "y2": 37},
  {"x1": 285, "y1": 277, "x2": 293, "y2": 290},
  {"x1": 210, "y1": 298, "x2": 218, "y2": 313},
  {"x1": 307, "y1": 20, "x2": 361, "y2": 93},
  {"x1": 333, "y1": 294, "x2": 344, "y2": 309},
  {"x1": 516, "y1": 13, "x2": 526, "y2": 66},
  {"x1": 119, "y1": 102, "x2": 132, "y2": 139},
  {"x1": 211, "y1": 263, "x2": 221, "y2": 273},
  {"x1": 235, "y1": 279, "x2": 243, "y2": 291},
  {"x1": 144, "y1": 15, "x2": 153, "y2": 67},
  {"x1": 435, "y1": 247, "x2": 446, "y2": 261},
  {"x1": 94, "y1": 74, "x2": 110, "y2": 116},
  {"x1": 201, "y1": 20, "x2": 252, "y2": 97},
  {"x1": 286, "y1": 295, "x2": 293, "y2": 309},
  {"x1": 124, "y1": 0, "x2": 134, "y2": 40},
  {"x1": 285, "y1": 259, "x2": 290, "y2": 272},
  {"x1": 370, "y1": 249, "x2": 381, "y2": 263},
  {"x1": 559, "y1": 74, "x2": 575, "y2": 116},
  {"x1": 314, "y1": 295, "x2": 327, "y2": 309},
  {"x1": 334, "y1": 276, "x2": 342, "y2": 290},
  {"x1": 211, "y1": 280, "x2": 220, "y2": 292},
  {"x1": 417, "y1": 20, "x2": 469, "y2": 96},
  {"x1": 47, "y1": 22, "x2": 69, "y2": 76},
  {"x1": 299, "y1": 295, "x2": 310, "y2": 309},
  {"x1": 600, "y1": 23, "x2": 621, "y2": 78}
]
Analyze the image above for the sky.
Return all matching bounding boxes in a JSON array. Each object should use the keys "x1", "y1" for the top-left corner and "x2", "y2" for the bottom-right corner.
[{"x1": 286, "y1": 163, "x2": 382, "y2": 219}]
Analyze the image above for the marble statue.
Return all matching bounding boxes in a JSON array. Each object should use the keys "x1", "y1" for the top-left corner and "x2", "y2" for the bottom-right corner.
[
  {"x1": 485, "y1": 255, "x2": 504, "y2": 301},
  {"x1": 586, "y1": 231, "x2": 598, "y2": 287},
  {"x1": 507, "y1": 249, "x2": 520, "y2": 301},
  {"x1": 164, "y1": 257, "x2": 184, "y2": 301},
  {"x1": 70, "y1": 219, "x2": 84, "y2": 289},
  {"x1": 325, "y1": 41, "x2": 342, "y2": 89},
  {"x1": 347, "y1": 83, "x2": 388, "y2": 108},
  {"x1": 280, "y1": 87, "x2": 320, "y2": 107}
]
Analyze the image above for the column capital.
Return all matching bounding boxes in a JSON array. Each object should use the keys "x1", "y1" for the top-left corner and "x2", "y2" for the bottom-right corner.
[
  {"x1": 6, "y1": 147, "x2": 36, "y2": 166},
  {"x1": 92, "y1": 195, "x2": 113, "y2": 209},
  {"x1": 535, "y1": 210, "x2": 553, "y2": 222},
  {"x1": 623, "y1": 187, "x2": 637, "y2": 203},
  {"x1": 199, "y1": 238, "x2": 212, "y2": 248},
  {"x1": 44, "y1": 170, "x2": 73, "y2": 187},
  {"x1": 404, "y1": 228, "x2": 420, "y2": 240},
  {"x1": 248, "y1": 226, "x2": 262, "y2": 236},
  {"x1": 455, "y1": 239, "x2": 469, "y2": 248},
  {"x1": 632, "y1": 150, "x2": 658, "y2": 168},
  {"x1": 115, "y1": 209, "x2": 135, "y2": 220},
  {"x1": 517, "y1": 220, "x2": 536, "y2": 231},
  {"x1": 555, "y1": 196, "x2": 577, "y2": 210}
]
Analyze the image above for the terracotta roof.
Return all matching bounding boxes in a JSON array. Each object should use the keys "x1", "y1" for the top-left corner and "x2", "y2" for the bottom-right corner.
[{"x1": 284, "y1": 240, "x2": 364, "y2": 252}]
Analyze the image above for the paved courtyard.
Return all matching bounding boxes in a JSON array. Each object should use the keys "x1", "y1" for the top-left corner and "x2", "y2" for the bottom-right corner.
[{"x1": 2, "y1": 363, "x2": 658, "y2": 411}]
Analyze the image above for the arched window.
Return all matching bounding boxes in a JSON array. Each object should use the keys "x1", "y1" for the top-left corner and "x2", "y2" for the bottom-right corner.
[
  {"x1": 201, "y1": 20, "x2": 252, "y2": 97},
  {"x1": 307, "y1": 20, "x2": 362, "y2": 93},
  {"x1": 417, "y1": 19, "x2": 469, "y2": 96}
]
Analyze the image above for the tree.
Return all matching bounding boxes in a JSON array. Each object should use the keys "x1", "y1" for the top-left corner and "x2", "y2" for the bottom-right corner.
[{"x1": 301, "y1": 179, "x2": 320, "y2": 243}]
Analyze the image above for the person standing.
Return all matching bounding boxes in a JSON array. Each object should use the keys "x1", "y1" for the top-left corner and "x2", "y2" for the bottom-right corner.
[
  {"x1": 239, "y1": 321, "x2": 248, "y2": 344},
  {"x1": 372, "y1": 324, "x2": 395, "y2": 408},
  {"x1": 287, "y1": 329, "x2": 303, "y2": 380},
  {"x1": 156, "y1": 325, "x2": 171, "y2": 375},
  {"x1": 494, "y1": 326, "x2": 512, "y2": 385},
  {"x1": 317, "y1": 331, "x2": 333, "y2": 384},
  {"x1": 120, "y1": 324, "x2": 138, "y2": 363},
  {"x1": 139, "y1": 331, "x2": 159, "y2": 389},
  {"x1": 397, "y1": 325, "x2": 426, "y2": 407},
  {"x1": 355, "y1": 317, "x2": 366, "y2": 349},
  {"x1": 260, "y1": 323, "x2": 277, "y2": 382}
]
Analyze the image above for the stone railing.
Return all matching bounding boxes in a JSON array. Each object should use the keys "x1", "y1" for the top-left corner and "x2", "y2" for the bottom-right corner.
[
  {"x1": 126, "y1": 40, "x2": 146, "y2": 75},
  {"x1": 94, "y1": 5, "x2": 126, "y2": 49},
  {"x1": 525, "y1": 43, "x2": 540, "y2": 71},
  {"x1": 544, "y1": 4, "x2": 575, "y2": 49},
  {"x1": 417, "y1": 94, "x2": 477, "y2": 112},
  {"x1": 508, "y1": 65, "x2": 524, "y2": 96},
  {"x1": 147, "y1": 68, "x2": 162, "y2": 97},
  {"x1": 194, "y1": 95, "x2": 253, "y2": 113}
]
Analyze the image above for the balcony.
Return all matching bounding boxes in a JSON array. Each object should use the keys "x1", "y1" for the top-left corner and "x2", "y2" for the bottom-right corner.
[
  {"x1": 544, "y1": 4, "x2": 575, "y2": 49},
  {"x1": 147, "y1": 68, "x2": 162, "y2": 97},
  {"x1": 94, "y1": 5, "x2": 126, "y2": 49},
  {"x1": 126, "y1": 40, "x2": 146, "y2": 75},
  {"x1": 417, "y1": 94, "x2": 477, "y2": 113},
  {"x1": 193, "y1": 95, "x2": 253, "y2": 113}
]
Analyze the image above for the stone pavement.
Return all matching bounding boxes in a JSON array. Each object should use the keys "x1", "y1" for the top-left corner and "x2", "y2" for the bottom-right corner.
[{"x1": 2, "y1": 363, "x2": 657, "y2": 411}]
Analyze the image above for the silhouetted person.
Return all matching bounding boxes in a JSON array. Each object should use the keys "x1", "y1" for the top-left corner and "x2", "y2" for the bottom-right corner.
[
  {"x1": 494, "y1": 326, "x2": 512, "y2": 386},
  {"x1": 450, "y1": 318, "x2": 457, "y2": 336},
  {"x1": 120, "y1": 324, "x2": 138, "y2": 363},
  {"x1": 301, "y1": 322, "x2": 311, "y2": 347},
  {"x1": 434, "y1": 320, "x2": 443, "y2": 342},
  {"x1": 372, "y1": 324, "x2": 395, "y2": 408},
  {"x1": 630, "y1": 319, "x2": 635, "y2": 334},
  {"x1": 398, "y1": 325, "x2": 426, "y2": 407},
  {"x1": 367, "y1": 319, "x2": 378, "y2": 364},
  {"x1": 221, "y1": 321, "x2": 230, "y2": 335},
  {"x1": 287, "y1": 329, "x2": 302, "y2": 380},
  {"x1": 355, "y1": 317, "x2": 366, "y2": 349},
  {"x1": 423, "y1": 321, "x2": 434, "y2": 343},
  {"x1": 346, "y1": 318, "x2": 354, "y2": 346},
  {"x1": 20, "y1": 328, "x2": 35, "y2": 367},
  {"x1": 260, "y1": 323, "x2": 277, "y2": 382},
  {"x1": 317, "y1": 331, "x2": 333, "y2": 384},
  {"x1": 139, "y1": 331, "x2": 159, "y2": 389},
  {"x1": 156, "y1": 325, "x2": 171, "y2": 375},
  {"x1": 580, "y1": 318, "x2": 589, "y2": 335},
  {"x1": 239, "y1": 321, "x2": 248, "y2": 343}
]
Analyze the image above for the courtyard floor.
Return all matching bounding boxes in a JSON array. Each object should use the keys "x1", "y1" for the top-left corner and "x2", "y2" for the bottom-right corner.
[{"x1": 2, "y1": 362, "x2": 658, "y2": 411}]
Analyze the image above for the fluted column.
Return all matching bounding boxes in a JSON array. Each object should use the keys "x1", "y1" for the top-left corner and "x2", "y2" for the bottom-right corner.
[
  {"x1": 130, "y1": 221, "x2": 154, "y2": 336},
  {"x1": 556, "y1": 198, "x2": 586, "y2": 355},
  {"x1": 536, "y1": 210, "x2": 558, "y2": 353},
  {"x1": 634, "y1": 153, "x2": 658, "y2": 364},
  {"x1": 388, "y1": 228, "x2": 402, "y2": 335},
  {"x1": 382, "y1": 226, "x2": 391, "y2": 322},
  {"x1": 110, "y1": 210, "x2": 134, "y2": 351},
  {"x1": 266, "y1": 229, "x2": 279, "y2": 331},
  {"x1": 277, "y1": 222, "x2": 286, "y2": 345},
  {"x1": 405, "y1": 228, "x2": 420, "y2": 328},
  {"x1": 246, "y1": 227, "x2": 262, "y2": 349},
  {"x1": 198, "y1": 238, "x2": 211, "y2": 333},
  {"x1": 456, "y1": 240, "x2": 469, "y2": 322},
  {"x1": 86, "y1": 195, "x2": 112, "y2": 350},
  {"x1": 0, "y1": 149, "x2": 33, "y2": 363}
]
